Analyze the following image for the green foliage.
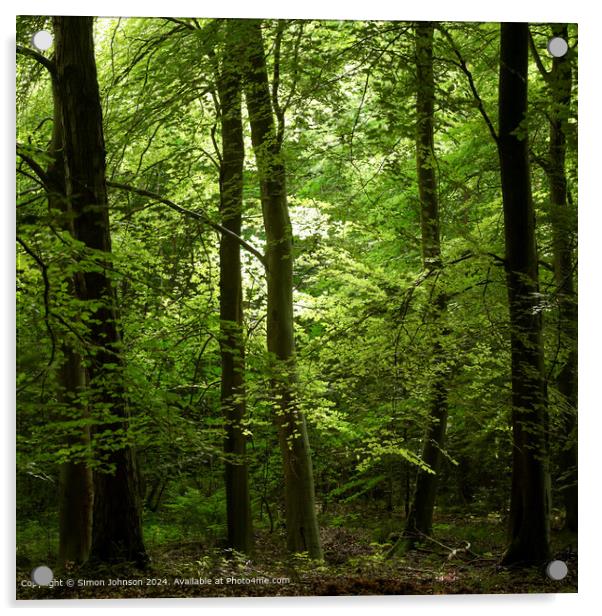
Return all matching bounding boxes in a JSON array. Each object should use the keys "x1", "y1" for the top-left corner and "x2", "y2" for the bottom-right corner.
[
  {"x1": 16, "y1": 16, "x2": 577, "y2": 587},
  {"x1": 162, "y1": 488, "x2": 227, "y2": 540}
]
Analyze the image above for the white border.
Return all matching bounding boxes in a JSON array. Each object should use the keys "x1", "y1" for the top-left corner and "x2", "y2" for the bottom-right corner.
[
  {"x1": 3, "y1": 1, "x2": 601, "y2": 614},
  {"x1": 3, "y1": 0, "x2": 592, "y2": 21}
]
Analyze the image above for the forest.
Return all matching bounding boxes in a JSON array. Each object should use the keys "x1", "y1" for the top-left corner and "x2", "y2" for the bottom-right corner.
[{"x1": 16, "y1": 16, "x2": 577, "y2": 598}]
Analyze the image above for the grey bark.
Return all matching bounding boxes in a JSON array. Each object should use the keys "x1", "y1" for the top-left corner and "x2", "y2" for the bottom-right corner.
[
  {"x1": 217, "y1": 20, "x2": 254, "y2": 554},
  {"x1": 404, "y1": 22, "x2": 449, "y2": 544},
  {"x1": 240, "y1": 19, "x2": 322, "y2": 559},
  {"x1": 542, "y1": 24, "x2": 577, "y2": 533}
]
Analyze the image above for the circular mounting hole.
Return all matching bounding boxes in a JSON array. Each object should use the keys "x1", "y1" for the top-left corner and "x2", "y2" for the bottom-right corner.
[
  {"x1": 547, "y1": 36, "x2": 568, "y2": 58},
  {"x1": 546, "y1": 559, "x2": 568, "y2": 581},
  {"x1": 31, "y1": 565, "x2": 54, "y2": 586},
  {"x1": 31, "y1": 30, "x2": 53, "y2": 51}
]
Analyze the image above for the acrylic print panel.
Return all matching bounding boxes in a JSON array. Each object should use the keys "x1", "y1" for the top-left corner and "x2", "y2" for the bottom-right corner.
[{"x1": 15, "y1": 15, "x2": 577, "y2": 599}]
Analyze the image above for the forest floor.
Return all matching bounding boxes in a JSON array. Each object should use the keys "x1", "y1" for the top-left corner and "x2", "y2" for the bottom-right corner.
[{"x1": 16, "y1": 512, "x2": 577, "y2": 600}]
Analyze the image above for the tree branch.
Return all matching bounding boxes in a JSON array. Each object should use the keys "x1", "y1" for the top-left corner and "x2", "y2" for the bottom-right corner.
[
  {"x1": 106, "y1": 181, "x2": 267, "y2": 268},
  {"x1": 16, "y1": 235, "x2": 56, "y2": 392},
  {"x1": 16, "y1": 44, "x2": 57, "y2": 80},
  {"x1": 437, "y1": 26, "x2": 498, "y2": 144},
  {"x1": 272, "y1": 20, "x2": 286, "y2": 149},
  {"x1": 530, "y1": 149, "x2": 552, "y2": 174},
  {"x1": 282, "y1": 22, "x2": 303, "y2": 116},
  {"x1": 528, "y1": 29, "x2": 550, "y2": 82},
  {"x1": 162, "y1": 17, "x2": 197, "y2": 31},
  {"x1": 16, "y1": 142, "x2": 49, "y2": 186}
]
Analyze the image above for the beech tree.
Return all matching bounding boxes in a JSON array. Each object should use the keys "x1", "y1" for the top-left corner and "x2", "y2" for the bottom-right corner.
[
  {"x1": 53, "y1": 16, "x2": 148, "y2": 566},
  {"x1": 240, "y1": 19, "x2": 322, "y2": 559},
  {"x1": 404, "y1": 21, "x2": 450, "y2": 543},
  {"x1": 530, "y1": 24, "x2": 577, "y2": 532},
  {"x1": 16, "y1": 25, "x2": 95, "y2": 567},
  {"x1": 216, "y1": 20, "x2": 254, "y2": 554},
  {"x1": 49, "y1": 100, "x2": 95, "y2": 564},
  {"x1": 16, "y1": 17, "x2": 579, "y2": 595},
  {"x1": 497, "y1": 22, "x2": 550, "y2": 565}
]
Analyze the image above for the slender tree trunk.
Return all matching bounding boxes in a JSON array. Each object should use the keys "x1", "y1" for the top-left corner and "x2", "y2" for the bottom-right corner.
[
  {"x1": 53, "y1": 16, "x2": 147, "y2": 566},
  {"x1": 404, "y1": 22, "x2": 449, "y2": 542},
  {"x1": 216, "y1": 21, "x2": 254, "y2": 554},
  {"x1": 46, "y1": 79, "x2": 94, "y2": 566},
  {"x1": 240, "y1": 19, "x2": 322, "y2": 559},
  {"x1": 498, "y1": 22, "x2": 550, "y2": 566},
  {"x1": 145, "y1": 477, "x2": 168, "y2": 512},
  {"x1": 545, "y1": 24, "x2": 577, "y2": 533}
]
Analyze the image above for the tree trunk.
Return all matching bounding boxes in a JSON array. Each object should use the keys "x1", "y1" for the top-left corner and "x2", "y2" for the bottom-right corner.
[
  {"x1": 53, "y1": 16, "x2": 147, "y2": 566},
  {"x1": 545, "y1": 24, "x2": 577, "y2": 533},
  {"x1": 216, "y1": 21, "x2": 254, "y2": 554},
  {"x1": 45, "y1": 77, "x2": 94, "y2": 567},
  {"x1": 57, "y1": 350, "x2": 94, "y2": 565},
  {"x1": 240, "y1": 19, "x2": 322, "y2": 559},
  {"x1": 145, "y1": 477, "x2": 168, "y2": 512},
  {"x1": 498, "y1": 22, "x2": 550, "y2": 566},
  {"x1": 404, "y1": 22, "x2": 449, "y2": 543}
]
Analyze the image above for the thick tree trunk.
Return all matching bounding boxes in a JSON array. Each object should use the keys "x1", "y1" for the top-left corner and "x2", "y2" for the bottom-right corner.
[
  {"x1": 404, "y1": 22, "x2": 449, "y2": 543},
  {"x1": 57, "y1": 350, "x2": 94, "y2": 565},
  {"x1": 545, "y1": 24, "x2": 577, "y2": 533},
  {"x1": 53, "y1": 16, "x2": 147, "y2": 566},
  {"x1": 217, "y1": 21, "x2": 254, "y2": 555},
  {"x1": 241, "y1": 19, "x2": 322, "y2": 559},
  {"x1": 46, "y1": 79, "x2": 94, "y2": 566},
  {"x1": 498, "y1": 22, "x2": 550, "y2": 566}
]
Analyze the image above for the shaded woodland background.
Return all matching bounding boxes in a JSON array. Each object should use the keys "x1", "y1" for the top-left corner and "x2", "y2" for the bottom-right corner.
[{"x1": 16, "y1": 16, "x2": 577, "y2": 597}]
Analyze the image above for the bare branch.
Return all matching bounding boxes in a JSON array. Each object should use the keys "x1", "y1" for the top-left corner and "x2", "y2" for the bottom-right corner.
[
  {"x1": 162, "y1": 17, "x2": 197, "y2": 31},
  {"x1": 107, "y1": 181, "x2": 267, "y2": 268},
  {"x1": 528, "y1": 28, "x2": 550, "y2": 82},
  {"x1": 437, "y1": 25, "x2": 498, "y2": 144}
]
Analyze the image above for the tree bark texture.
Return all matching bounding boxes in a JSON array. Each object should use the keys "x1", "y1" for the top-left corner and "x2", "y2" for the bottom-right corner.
[
  {"x1": 45, "y1": 76, "x2": 94, "y2": 566},
  {"x1": 217, "y1": 20, "x2": 254, "y2": 555},
  {"x1": 498, "y1": 22, "x2": 550, "y2": 565},
  {"x1": 404, "y1": 22, "x2": 449, "y2": 543},
  {"x1": 53, "y1": 16, "x2": 147, "y2": 566},
  {"x1": 545, "y1": 24, "x2": 577, "y2": 533},
  {"x1": 57, "y1": 350, "x2": 94, "y2": 565},
  {"x1": 240, "y1": 19, "x2": 322, "y2": 559}
]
